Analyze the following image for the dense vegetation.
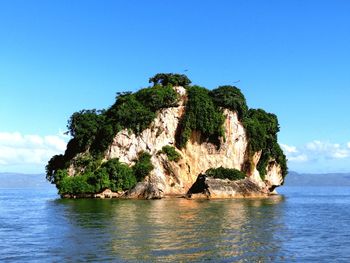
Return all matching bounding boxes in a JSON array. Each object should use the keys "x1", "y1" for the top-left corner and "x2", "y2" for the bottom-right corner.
[
  {"x1": 209, "y1": 85, "x2": 248, "y2": 120},
  {"x1": 159, "y1": 145, "x2": 181, "y2": 162},
  {"x1": 67, "y1": 109, "x2": 105, "y2": 152},
  {"x1": 205, "y1": 167, "x2": 246, "y2": 181},
  {"x1": 46, "y1": 72, "x2": 287, "y2": 195},
  {"x1": 91, "y1": 84, "x2": 179, "y2": 154},
  {"x1": 149, "y1": 73, "x2": 191, "y2": 87},
  {"x1": 176, "y1": 86, "x2": 225, "y2": 148},
  {"x1": 46, "y1": 75, "x2": 180, "y2": 181},
  {"x1": 46, "y1": 73, "x2": 180, "y2": 195},
  {"x1": 243, "y1": 109, "x2": 287, "y2": 179},
  {"x1": 132, "y1": 152, "x2": 154, "y2": 182},
  {"x1": 48, "y1": 151, "x2": 153, "y2": 196}
]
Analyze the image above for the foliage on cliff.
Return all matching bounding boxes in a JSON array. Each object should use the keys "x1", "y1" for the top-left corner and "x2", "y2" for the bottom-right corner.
[
  {"x1": 209, "y1": 85, "x2": 248, "y2": 120},
  {"x1": 206, "y1": 167, "x2": 246, "y2": 181},
  {"x1": 46, "y1": 76, "x2": 179, "y2": 180},
  {"x1": 92, "y1": 84, "x2": 179, "y2": 154},
  {"x1": 50, "y1": 152, "x2": 154, "y2": 195},
  {"x1": 243, "y1": 109, "x2": 287, "y2": 179},
  {"x1": 159, "y1": 145, "x2": 181, "y2": 162},
  {"x1": 132, "y1": 152, "x2": 154, "y2": 182},
  {"x1": 46, "y1": 72, "x2": 287, "y2": 195},
  {"x1": 176, "y1": 86, "x2": 225, "y2": 148}
]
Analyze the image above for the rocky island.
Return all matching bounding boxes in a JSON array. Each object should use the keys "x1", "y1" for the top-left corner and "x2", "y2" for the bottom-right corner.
[{"x1": 46, "y1": 73, "x2": 287, "y2": 199}]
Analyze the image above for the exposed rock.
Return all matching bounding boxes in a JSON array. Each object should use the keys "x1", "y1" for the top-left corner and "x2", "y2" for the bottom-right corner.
[
  {"x1": 127, "y1": 177, "x2": 165, "y2": 199},
  {"x1": 61, "y1": 189, "x2": 125, "y2": 199},
  {"x1": 186, "y1": 174, "x2": 269, "y2": 199},
  {"x1": 94, "y1": 189, "x2": 124, "y2": 199},
  {"x1": 265, "y1": 160, "x2": 284, "y2": 191},
  {"x1": 248, "y1": 150, "x2": 266, "y2": 188}
]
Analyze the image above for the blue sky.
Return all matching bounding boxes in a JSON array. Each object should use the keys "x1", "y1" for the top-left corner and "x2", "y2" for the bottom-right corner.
[{"x1": 1, "y1": 0, "x2": 350, "y2": 173}]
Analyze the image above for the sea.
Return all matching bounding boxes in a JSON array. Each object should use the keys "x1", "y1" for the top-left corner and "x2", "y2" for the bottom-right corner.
[{"x1": 1, "y1": 186, "x2": 350, "y2": 262}]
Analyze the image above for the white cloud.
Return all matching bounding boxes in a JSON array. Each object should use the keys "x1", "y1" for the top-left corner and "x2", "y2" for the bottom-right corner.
[
  {"x1": 280, "y1": 143, "x2": 308, "y2": 163},
  {"x1": 0, "y1": 132, "x2": 24, "y2": 146},
  {"x1": 288, "y1": 154, "x2": 309, "y2": 162},
  {"x1": 281, "y1": 140, "x2": 350, "y2": 172},
  {"x1": 0, "y1": 132, "x2": 68, "y2": 170},
  {"x1": 305, "y1": 140, "x2": 349, "y2": 159},
  {"x1": 280, "y1": 144, "x2": 298, "y2": 154}
]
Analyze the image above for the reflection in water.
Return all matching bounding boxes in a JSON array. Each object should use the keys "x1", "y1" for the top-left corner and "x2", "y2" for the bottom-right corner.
[
  {"x1": 4, "y1": 188, "x2": 350, "y2": 262},
  {"x1": 51, "y1": 196, "x2": 286, "y2": 262}
]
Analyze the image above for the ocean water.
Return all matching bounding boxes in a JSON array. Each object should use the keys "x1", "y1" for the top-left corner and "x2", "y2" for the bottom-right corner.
[{"x1": 1, "y1": 186, "x2": 350, "y2": 262}]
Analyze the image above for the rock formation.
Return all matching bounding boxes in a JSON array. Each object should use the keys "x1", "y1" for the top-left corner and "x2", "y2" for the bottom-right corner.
[
  {"x1": 105, "y1": 86, "x2": 283, "y2": 199},
  {"x1": 46, "y1": 73, "x2": 287, "y2": 199}
]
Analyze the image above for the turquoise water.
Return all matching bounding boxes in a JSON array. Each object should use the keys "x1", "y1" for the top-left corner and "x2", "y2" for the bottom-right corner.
[{"x1": 1, "y1": 186, "x2": 350, "y2": 262}]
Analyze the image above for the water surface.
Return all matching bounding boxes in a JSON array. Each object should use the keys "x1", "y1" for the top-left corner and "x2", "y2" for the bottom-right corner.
[{"x1": 1, "y1": 187, "x2": 350, "y2": 262}]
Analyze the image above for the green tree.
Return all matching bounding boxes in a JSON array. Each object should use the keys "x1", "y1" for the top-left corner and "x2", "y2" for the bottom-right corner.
[
  {"x1": 210, "y1": 85, "x2": 248, "y2": 120},
  {"x1": 177, "y1": 86, "x2": 225, "y2": 148},
  {"x1": 102, "y1": 159, "x2": 137, "y2": 191},
  {"x1": 135, "y1": 84, "x2": 179, "y2": 111},
  {"x1": 86, "y1": 169, "x2": 110, "y2": 192},
  {"x1": 132, "y1": 152, "x2": 154, "y2": 181},
  {"x1": 90, "y1": 123, "x2": 115, "y2": 156},
  {"x1": 243, "y1": 108, "x2": 287, "y2": 179},
  {"x1": 205, "y1": 167, "x2": 246, "y2": 181},
  {"x1": 149, "y1": 73, "x2": 191, "y2": 87},
  {"x1": 106, "y1": 94, "x2": 155, "y2": 134},
  {"x1": 59, "y1": 173, "x2": 95, "y2": 195},
  {"x1": 46, "y1": 154, "x2": 67, "y2": 184},
  {"x1": 67, "y1": 109, "x2": 104, "y2": 151},
  {"x1": 244, "y1": 109, "x2": 279, "y2": 152}
]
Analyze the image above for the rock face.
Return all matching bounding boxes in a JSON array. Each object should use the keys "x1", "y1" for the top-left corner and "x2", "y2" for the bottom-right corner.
[
  {"x1": 187, "y1": 175, "x2": 269, "y2": 199},
  {"x1": 104, "y1": 86, "x2": 285, "y2": 199},
  {"x1": 265, "y1": 160, "x2": 284, "y2": 191}
]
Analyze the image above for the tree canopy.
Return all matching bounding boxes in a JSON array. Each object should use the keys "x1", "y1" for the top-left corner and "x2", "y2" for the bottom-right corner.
[
  {"x1": 176, "y1": 85, "x2": 225, "y2": 148},
  {"x1": 210, "y1": 85, "x2": 248, "y2": 120},
  {"x1": 243, "y1": 109, "x2": 287, "y2": 179},
  {"x1": 149, "y1": 73, "x2": 191, "y2": 87},
  {"x1": 67, "y1": 109, "x2": 105, "y2": 151}
]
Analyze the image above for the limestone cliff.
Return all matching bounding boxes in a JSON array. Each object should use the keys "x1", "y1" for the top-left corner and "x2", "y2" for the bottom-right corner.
[
  {"x1": 105, "y1": 86, "x2": 284, "y2": 199},
  {"x1": 47, "y1": 73, "x2": 287, "y2": 199}
]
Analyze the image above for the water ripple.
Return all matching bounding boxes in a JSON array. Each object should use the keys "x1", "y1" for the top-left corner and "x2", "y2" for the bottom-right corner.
[{"x1": 1, "y1": 187, "x2": 350, "y2": 262}]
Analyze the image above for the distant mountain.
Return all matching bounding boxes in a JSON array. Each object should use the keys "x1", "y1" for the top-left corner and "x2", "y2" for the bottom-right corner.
[
  {"x1": 284, "y1": 171, "x2": 350, "y2": 186},
  {"x1": 0, "y1": 173, "x2": 52, "y2": 188}
]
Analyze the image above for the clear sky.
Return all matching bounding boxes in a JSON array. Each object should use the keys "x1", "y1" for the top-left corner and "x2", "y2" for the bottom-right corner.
[{"x1": 1, "y1": 0, "x2": 350, "y2": 173}]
